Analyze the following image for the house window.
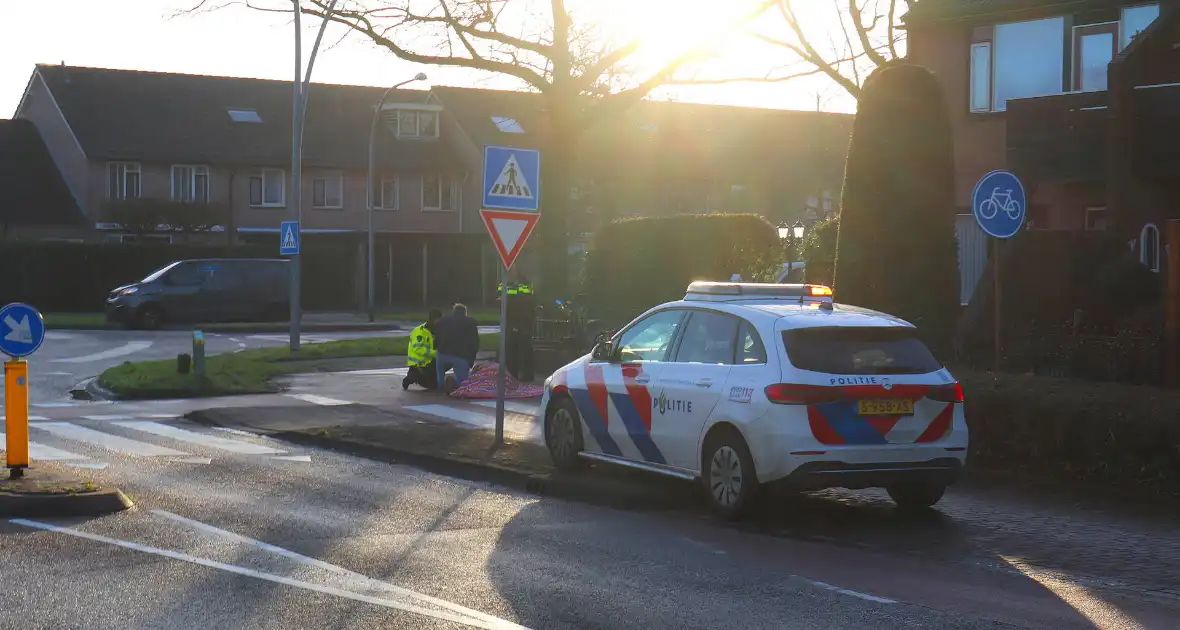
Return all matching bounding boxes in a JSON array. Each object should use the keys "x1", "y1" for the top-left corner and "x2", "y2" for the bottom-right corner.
[
  {"x1": 379, "y1": 177, "x2": 398, "y2": 210},
  {"x1": 312, "y1": 172, "x2": 343, "y2": 208},
  {"x1": 1084, "y1": 207, "x2": 1108, "y2": 231},
  {"x1": 1141, "y1": 223, "x2": 1160, "y2": 272},
  {"x1": 1074, "y1": 23, "x2": 1117, "y2": 92},
  {"x1": 171, "y1": 165, "x2": 210, "y2": 203},
  {"x1": 1121, "y1": 3, "x2": 1160, "y2": 50},
  {"x1": 227, "y1": 108, "x2": 263, "y2": 123},
  {"x1": 394, "y1": 109, "x2": 439, "y2": 138},
  {"x1": 107, "y1": 162, "x2": 141, "y2": 200},
  {"x1": 248, "y1": 168, "x2": 285, "y2": 207},
  {"x1": 969, "y1": 43, "x2": 992, "y2": 112},
  {"x1": 991, "y1": 17, "x2": 1065, "y2": 111},
  {"x1": 422, "y1": 174, "x2": 452, "y2": 210},
  {"x1": 491, "y1": 116, "x2": 525, "y2": 133}
]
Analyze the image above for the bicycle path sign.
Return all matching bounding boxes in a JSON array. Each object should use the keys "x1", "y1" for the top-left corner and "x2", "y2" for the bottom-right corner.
[{"x1": 971, "y1": 170, "x2": 1026, "y2": 239}]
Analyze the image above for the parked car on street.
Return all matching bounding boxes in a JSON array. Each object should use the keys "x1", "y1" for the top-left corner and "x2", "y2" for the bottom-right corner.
[
  {"x1": 105, "y1": 258, "x2": 290, "y2": 329},
  {"x1": 539, "y1": 281, "x2": 967, "y2": 519}
]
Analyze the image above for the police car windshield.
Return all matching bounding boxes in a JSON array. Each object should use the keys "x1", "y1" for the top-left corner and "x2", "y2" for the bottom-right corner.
[{"x1": 782, "y1": 327, "x2": 942, "y2": 375}]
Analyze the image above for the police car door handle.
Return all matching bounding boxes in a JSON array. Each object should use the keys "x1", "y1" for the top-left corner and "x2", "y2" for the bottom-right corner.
[
  {"x1": 634, "y1": 375, "x2": 651, "y2": 384},
  {"x1": 694, "y1": 378, "x2": 713, "y2": 387}
]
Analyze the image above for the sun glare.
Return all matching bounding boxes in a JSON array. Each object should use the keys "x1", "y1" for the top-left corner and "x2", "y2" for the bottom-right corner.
[{"x1": 591, "y1": 0, "x2": 762, "y2": 71}]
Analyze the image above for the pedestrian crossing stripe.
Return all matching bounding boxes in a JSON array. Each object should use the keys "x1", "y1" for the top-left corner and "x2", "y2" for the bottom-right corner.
[{"x1": 488, "y1": 154, "x2": 533, "y2": 199}]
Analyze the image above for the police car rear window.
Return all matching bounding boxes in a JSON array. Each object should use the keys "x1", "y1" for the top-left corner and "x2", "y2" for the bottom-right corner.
[{"x1": 781, "y1": 327, "x2": 942, "y2": 375}]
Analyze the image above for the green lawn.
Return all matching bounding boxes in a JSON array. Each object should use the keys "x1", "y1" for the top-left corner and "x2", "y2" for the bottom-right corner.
[
  {"x1": 45, "y1": 312, "x2": 111, "y2": 329},
  {"x1": 381, "y1": 309, "x2": 501, "y2": 325},
  {"x1": 99, "y1": 333, "x2": 499, "y2": 399}
]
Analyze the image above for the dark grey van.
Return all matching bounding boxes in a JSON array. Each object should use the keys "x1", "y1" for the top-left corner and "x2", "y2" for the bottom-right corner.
[{"x1": 105, "y1": 258, "x2": 290, "y2": 329}]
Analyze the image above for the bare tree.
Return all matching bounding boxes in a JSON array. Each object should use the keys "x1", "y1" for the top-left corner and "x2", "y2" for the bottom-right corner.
[
  {"x1": 188, "y1": 0, "x2": 775, "y2": 293},
  {"x1": 757, "y1": 0, "x2": 912, "y2": 99}
]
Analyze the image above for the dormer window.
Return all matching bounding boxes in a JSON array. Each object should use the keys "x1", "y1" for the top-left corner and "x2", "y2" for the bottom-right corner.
[
  {"x1": 491, "y1": 116, "x2": 525, "y2": 133},
  {"x1": 391, "y1": 109, "x2": 439, "y2": 138},
  {"x1": 227, "y1": 108, "x2": 262, "y2": 123}
]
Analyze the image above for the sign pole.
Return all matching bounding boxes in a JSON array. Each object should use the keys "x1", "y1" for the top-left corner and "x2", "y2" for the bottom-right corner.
[
  {"x1": 1165, "y1": 220, "x2": 1180, "y2": 387},
  {"x1": 495, "y1": 265, "x2": 509, "y2": 445},
  {"x1": 992, "y1": 237, "x2": 1002, "y2": 373}
]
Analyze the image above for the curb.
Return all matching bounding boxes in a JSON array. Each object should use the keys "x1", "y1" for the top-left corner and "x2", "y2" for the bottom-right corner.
[
  {"x1": 0, "y1": 488, "x2": 133, "y2": 519},
  {"x1": 69, "y1": 377, "x2": 116, "y2": 402},
  {"x1": 50, "y1": 322, "x2": 404, "y2": 334},
  {"x1": 185, "y1": 411, "x2": 697, "y2": 512}
]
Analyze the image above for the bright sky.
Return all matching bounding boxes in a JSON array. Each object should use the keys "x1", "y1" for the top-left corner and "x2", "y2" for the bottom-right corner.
[{"x1": 0, "y1": 0, "x2": 858, "y2": 118}]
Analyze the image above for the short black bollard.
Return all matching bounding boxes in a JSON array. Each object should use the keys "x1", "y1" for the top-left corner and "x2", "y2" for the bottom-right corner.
[{"x1": 177, "y1": 353, "x2": 191, "y2": 374}]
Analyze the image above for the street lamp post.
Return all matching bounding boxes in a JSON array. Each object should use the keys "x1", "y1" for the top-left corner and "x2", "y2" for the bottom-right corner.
[{"x1": 366, "y1": 73, "x2": 428, "y2": 323}]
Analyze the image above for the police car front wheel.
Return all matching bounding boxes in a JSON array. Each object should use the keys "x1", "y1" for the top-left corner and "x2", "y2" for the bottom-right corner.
[
  {"x1": 702, "y1": 429, "x2": 759, "y2": 520},
  {"x1": 545, "y1": 398, "x2": 585, "y2": 471}
]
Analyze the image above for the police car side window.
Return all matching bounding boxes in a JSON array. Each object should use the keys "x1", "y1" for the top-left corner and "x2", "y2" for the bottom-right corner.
[
  {"x1": 616, "y1": 310, "x2": 685, "y2": 362},
  {"x1": 737, "y1": 320, "x2": 767, "y2": 364},
  {"x1": 674, "y1": 311, "x2": 739, "y2": 365}
]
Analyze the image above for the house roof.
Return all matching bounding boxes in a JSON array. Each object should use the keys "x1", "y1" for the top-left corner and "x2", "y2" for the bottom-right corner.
[
  {"x1": 430, "y1": 86, "x2": 853, "y2": 181},
  {"x1": 904, "y1": 0, "x2": 1118, "y2": 23},
  {"x1": 0, "y1": 118, "x2": 83, "y2": 226},
  {"x1": 32, "y1": 65, "x2": 457, "y2": 170}
]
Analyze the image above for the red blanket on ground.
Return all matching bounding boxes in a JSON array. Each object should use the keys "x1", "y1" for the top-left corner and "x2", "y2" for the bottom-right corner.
[{"x1": 448, "y1": 362, "x2": 544, "y2": 399}]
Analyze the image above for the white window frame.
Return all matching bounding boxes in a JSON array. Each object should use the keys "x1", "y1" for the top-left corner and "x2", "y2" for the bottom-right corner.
[
  {"x1": 395, "y1": 110, "x2": 439, "y2": 139},
  {"x1": 969, "y1": 42, "x2": 992, "y2": 113},
  {"x1": 1120, "y1": 3, "x2": 1160, "y2": 50},
  {"x1": 107, "y1": 162, "x2": 141, "y2": 200},
  {"x1": 1072, "y1": 22, "x2": 1118, "y2": 93},
  {"x1": 1140, "y1": 223, "x2": 1160, "y2": 272},
  {"x1": 312, "y1": 171, "x2": 344, "y2": 209},
  {"x1": 249, "y1": 168, "x2": 285, "y2": 208},
  {"x1": 378, "y1": 177, "x2": 399, "y2": 210},
  {"x1": 991, "y1": 17, "x2": 1066, "y2": 112},
  {"x1": 421, "y1": 174, "x2": 453, "y2": 211},
  {"x1": 170, "y1": 165, "x2": 210, "y2": 203}
]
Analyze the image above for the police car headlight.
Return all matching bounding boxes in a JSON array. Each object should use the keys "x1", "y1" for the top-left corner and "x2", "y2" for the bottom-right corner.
[{"x1": 120, "y1": 287, "x2": 138, "y2": 296}]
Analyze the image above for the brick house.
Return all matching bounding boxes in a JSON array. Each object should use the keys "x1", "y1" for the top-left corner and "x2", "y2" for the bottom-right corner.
[
  {"x1": 11, "y1": 64, "x2": 851, "y2": 306},
  {"x1": 907, "y1": 0, "x2": 1176, "y2": 303}
]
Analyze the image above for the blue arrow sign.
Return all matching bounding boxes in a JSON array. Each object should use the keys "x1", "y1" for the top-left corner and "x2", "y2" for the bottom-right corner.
[
  {"x1": 972, "y1": 170, "x2": 1027, "y2": 239},
  {"x1": 0, "y1": 302, "x2": 46, "y2": 358},
  {"x1": 483, "y1": 146, "x2": 541, "y2": 212},
  {"x1": 280, "y1": 220, "x2": 300, "y2": 256}
]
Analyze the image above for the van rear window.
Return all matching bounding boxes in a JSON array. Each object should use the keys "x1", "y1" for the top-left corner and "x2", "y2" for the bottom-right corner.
[{"x1": 781, "y1": 327, "x2": 942, "y2": 375}]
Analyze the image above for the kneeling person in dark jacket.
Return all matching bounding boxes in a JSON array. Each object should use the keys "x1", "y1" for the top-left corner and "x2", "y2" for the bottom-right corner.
[{"x1": 434, "y1": 303, "x2": 480, "y2": 390}]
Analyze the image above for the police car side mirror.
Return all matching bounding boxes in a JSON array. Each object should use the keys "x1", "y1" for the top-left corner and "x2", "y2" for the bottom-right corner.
[{"x1": 591, "y1": 339, "x2": 614, "y2": 362}]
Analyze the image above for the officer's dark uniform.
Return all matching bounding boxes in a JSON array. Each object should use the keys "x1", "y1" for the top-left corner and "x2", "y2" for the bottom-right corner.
[{"x1": 498, "y1": 281, "x2": 535, "y2": 381}]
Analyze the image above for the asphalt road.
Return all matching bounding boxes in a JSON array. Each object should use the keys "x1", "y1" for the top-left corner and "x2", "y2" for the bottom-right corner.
[{"x1": 9, "y1": 328, "x2": 412, "y2": 405}]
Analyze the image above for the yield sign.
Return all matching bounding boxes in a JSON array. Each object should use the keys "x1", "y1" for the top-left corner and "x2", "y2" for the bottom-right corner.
[{"x1": 480, "y1": 209, "x2": 540, "y2": 270}]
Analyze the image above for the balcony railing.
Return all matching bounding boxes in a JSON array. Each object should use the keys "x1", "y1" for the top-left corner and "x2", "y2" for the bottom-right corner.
[{"x1": 1006, "y1": 91, "x2": 1108, "y2": 184}]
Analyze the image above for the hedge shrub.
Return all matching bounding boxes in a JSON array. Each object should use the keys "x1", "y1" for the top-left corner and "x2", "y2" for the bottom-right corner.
[
  {"x1": 583, "y1": 213, "x2": 778, "y2": 325},
  {"x1": 801, "y1": 217, "x2": 838, "y2": 286},
  {"x1": 834, "y1": 64, "x2": 960, "y2": 357},
  {"x1": 960, "y1": 368, "x2": 1180, "y2": 498}
]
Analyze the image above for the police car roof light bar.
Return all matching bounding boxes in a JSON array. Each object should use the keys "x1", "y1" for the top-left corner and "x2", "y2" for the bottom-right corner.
[{"x1": 684, "y1": 282, "x2": 834, "y2": 304}]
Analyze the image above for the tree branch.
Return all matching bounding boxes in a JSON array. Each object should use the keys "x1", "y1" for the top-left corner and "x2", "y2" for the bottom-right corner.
[
  {"x1": 887, "y1": 0, "x2": 899, "y2": 60},
  {"x1": 771, "y1": 1, "x2": 862, "y2": 97},
  {"x1": 848, "y1": 0, "x2": 888, "y2": 68}
]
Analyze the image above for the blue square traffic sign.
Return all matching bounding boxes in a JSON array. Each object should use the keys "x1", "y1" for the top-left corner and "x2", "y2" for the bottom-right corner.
[
  {"x1": 280, "y1": 220, "x2": 300, "y2": 256},
  {"x1": 483, "y1": 146, "x2": 541, "y2": 212}
]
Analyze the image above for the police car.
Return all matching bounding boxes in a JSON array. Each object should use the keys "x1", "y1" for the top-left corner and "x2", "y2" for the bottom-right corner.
[{"x1": 539, "y1": 282, "x2": 967, "y2": 519}]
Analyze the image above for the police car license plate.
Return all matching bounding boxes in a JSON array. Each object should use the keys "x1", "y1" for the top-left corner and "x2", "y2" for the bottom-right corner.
[{"x1": 857, "y1": 399, "x2": 914, "y2": 415}]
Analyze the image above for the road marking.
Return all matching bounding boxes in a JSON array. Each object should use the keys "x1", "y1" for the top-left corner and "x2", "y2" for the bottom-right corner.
[
  {"x1": 0, "y1": 416, "x2": 49, "y2": 421},
  {"x1": 286, "y1": 393, "x2": 354, "y2": 406},
  {"x1": 148, "y1": 511, "x2": 524, "y2": 629},
  {"x1": 33, "y1": 422, "x2": 188, "y2": 456},
  {"x1": 31, "y1": 402, "x2": 77, "y2": 408},
  {"x1": 0, "y1": 431, "x2": 87, "y2": 460},
  {"x1": 336, "y1": 367, "x2": 409, "y2": 376},
  {"x1": 82, "y1": 414, "x2": 137, "y2": 421},
  {"x1": 52, "y1": 341, "x2": 154, "y2": 363},
  {"x1": 170, "y1": 456, "x2": 213, "y2": 465},
  {"x1": 65, "y1": 461, "x2": 109, "y2": 470},
  {"x1": 213, "y1": 427, "x2": 258, "y2": 437},
  {"x1": 12, "y1": 518, "x2": 525, "y2": 630},
  {"x1": 805, "y1": 579, "x2": 897, "y2": 604},
  {"x1": 140, "y1": 413, "x2": 182, "y2": 419},
  {"x1": 43, "y1": 371, "x2": 74, "y2": 376},
  {"x1": 113, "y1": 421, "x2": 286, "y2": 455},
  {"x1": 472, "y1": 400, "x2": 541, "y2": 416},
  {"x1": 272, "y1": 455, "x2": 312, "y2": 462},
  {"x1": 408, "y1": 404, "x2": 495, "y2": 427}
]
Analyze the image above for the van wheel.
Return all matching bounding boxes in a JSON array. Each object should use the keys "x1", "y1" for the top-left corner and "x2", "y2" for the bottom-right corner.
[
  {"x1": 701, "y1": 427, "x2": 759, "y2": 520},
  {"x1": 545, "y1": 397, "x2": 585, "y2": 472},
  {"x1": 136, "y1": 305, "x2": 165, "y2": 330},
  {"x1": 887, "y1": 482, "x2": 947, "y2": 511},
  {"x1": 262, "y1": 303, "x2": 288, "y2": 322}
]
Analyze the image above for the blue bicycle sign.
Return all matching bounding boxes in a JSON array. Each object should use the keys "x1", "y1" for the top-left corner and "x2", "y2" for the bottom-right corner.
[{"x1": 972, "y1": 170, "x2": 1026, "y2": 239}]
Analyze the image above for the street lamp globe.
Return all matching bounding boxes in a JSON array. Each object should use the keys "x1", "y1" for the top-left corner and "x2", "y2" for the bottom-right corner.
[
  {"x1": 777, "y1": 224, "x2": 790, "y2": 240},
  {"x1": 414, "y1": 72, "x2": 428, "y2": 81},
  {"x1": 792, "y1": 222, "x2": 806, "y2": 240}
]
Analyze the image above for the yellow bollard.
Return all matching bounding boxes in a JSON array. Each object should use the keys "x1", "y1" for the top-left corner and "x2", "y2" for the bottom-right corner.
[{"x1": 5, "y1": 358, "x2": 29, "y2": 478}]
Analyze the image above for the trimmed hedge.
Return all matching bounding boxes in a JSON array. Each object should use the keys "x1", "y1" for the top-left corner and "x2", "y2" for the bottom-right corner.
[
  {"x1": 834, "y1": 64, "x2": 960, "y2": 357},
  {"x1": 960, "y1": 368, "x2": 1180, "y2": 497},
  {"x1": 583, "y1": 214, "x2": 778, "y2": 325},
  {"x1": 801, "y1": 217, "x2": 838, "y2": 286}
]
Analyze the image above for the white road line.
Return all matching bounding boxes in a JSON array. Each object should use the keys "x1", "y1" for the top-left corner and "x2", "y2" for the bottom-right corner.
[
  {"x1": 65, "y1": 461, "x2": 109, "y2": 470},
  {"x1": 43, "y1": 371, "x2": 74, "y2": 376},
  {"x1": 149, "y1": 511, "x2": 524, "y2": 629},
  {"x1": 336, "y1": 368, "x2": 409, "y2": 376},
  {"x1": 31, "y1": 402, "x2": 77, "y2": 408},
  {"x1": 170, "y1": 456, "x2": 213, "y2": 465},
  {"x1": 33, "y1": 422, "x2": 188, "y2": 457},
  {"x1": 286, "y1": 393, "x2": 354, "y2": 406},
  {"x1": 806, "y1": 579, "x2": 897, "y2": 605},
  {"x1": 112, "y1": 421, "x2": 286, "y2": 455},
  {"x1": 139, "y1": 414, "x2": 182, "y2": 419},
  {"x1": 52, "y1": 341, "x2": 154, "y2": 364},
  {"x1": 1, "y1": 416, "x2": 50, "y2": 421},
  {"x1": 0, "y1": 432, "x2": 87, "y2": 461},
  {"x1": 408, "y1": 404, "x2": 495, "y2": 428},
  {"x1": 272, "y1": 455, "x2": 312, "y2": 462},
  {"x1": 213, "y1": 427, "x2": 258, "y2": 437},
  {"x1": 82, "y1": 414, "x2": 137, "y2": 421},
  {"x1": 471, "y1": 400, "x2": 541, "y2": 416},
  {"x1": 11, "y1": 518, "x2": 526, "y2": 630}
]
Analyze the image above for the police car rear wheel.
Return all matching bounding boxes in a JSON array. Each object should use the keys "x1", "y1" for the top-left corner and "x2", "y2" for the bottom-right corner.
[
  {"x1": 702, "y1": 431, "x2": 758, "y2": 520},
  {"x1": 887, "y1": 482, "x2": 946, "y2": 510},
  {"x1": 546, "y1": 399, "x2": 584, "y2": 471}
]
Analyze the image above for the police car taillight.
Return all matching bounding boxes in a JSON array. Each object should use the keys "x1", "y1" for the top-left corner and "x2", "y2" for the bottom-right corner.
[
  {"x1": 764, "y1": 383, "x2": 843, "y2": 405},
  {"x1": 927, "y1": 382, "x2": 964, "y2": 403}
]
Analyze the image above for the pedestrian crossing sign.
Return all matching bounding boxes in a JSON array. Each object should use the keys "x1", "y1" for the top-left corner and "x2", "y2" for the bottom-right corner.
[
  {"x1": 483, "y1": 146, "x2": 540, "y2": 212},
  {"x1": 280, "y1": 220, "x2": 300, "y2": 256}
]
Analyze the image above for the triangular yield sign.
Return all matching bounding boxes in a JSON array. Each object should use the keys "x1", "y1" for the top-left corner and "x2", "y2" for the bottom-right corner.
[{"x1": 480, "y1": 209, "x2": 540, "y2": 270}]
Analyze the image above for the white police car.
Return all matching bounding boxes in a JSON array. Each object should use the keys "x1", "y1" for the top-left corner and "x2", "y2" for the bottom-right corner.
[{"x1": 539, "y1": 282, "x2": 967, "y2": 519}]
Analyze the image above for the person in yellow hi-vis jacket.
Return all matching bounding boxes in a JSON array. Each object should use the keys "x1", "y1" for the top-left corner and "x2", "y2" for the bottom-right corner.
[{"x1": 402, "y1": 308, "x2": 442, "y2": 390}]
